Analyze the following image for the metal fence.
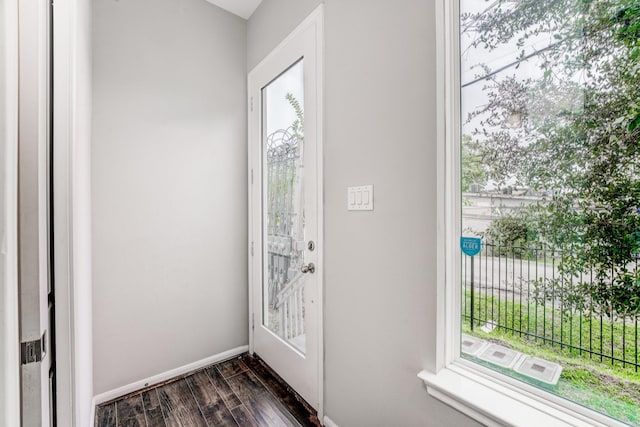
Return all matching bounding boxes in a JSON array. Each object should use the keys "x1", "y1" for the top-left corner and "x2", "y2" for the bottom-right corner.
[
  {"x1": 265, "y1": 126, "x2": 305, "y2": 344},
  {"x1": 462, "y1": 242, "x2": 640, "y2": 372}
]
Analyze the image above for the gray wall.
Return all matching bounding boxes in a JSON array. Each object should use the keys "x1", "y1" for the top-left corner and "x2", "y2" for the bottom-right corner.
[
  {"x1": 92, "y1": 0, "x2": 247, "y2": 394},
  {"x1": 248, "y1": 1, "x2": 481, "y2": 426},
  {"x1": 246, "y1": 0, "x2": 321, "y2": 71}
]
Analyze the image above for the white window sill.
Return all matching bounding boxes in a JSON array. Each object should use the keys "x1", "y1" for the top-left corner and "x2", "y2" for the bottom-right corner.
[{"x1": 418, "y1": 362, "x2": 618, "y2": 427}]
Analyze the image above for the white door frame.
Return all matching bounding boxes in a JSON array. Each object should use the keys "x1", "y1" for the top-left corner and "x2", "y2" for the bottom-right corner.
[
  {"x1": 0, "y1": 1, "x2": 92, "y2": 425},
  {"x1": 247, "y1": 5, "x2": 324, "y2": 420},
  {"x1": 52, "y1": 0, "x2": 94, "y2": 426},
  {"x1": 0, "y1": 0, "x2": 20, "y2": 425}
]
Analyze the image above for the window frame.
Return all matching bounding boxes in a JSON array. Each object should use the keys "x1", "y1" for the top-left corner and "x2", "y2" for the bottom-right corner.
[{"x1": 420, "y1": 1, "x2": 634, "y2": 426}]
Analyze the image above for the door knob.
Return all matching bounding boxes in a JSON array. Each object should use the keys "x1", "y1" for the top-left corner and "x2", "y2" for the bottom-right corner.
[{"x1": 301, "y1": 263, "x2": 315, "y2": 274}]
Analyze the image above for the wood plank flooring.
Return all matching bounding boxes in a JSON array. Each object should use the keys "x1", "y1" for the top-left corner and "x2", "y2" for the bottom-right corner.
[{"x1": 95, "y1": 354, "x2": 321, "y2": 427}]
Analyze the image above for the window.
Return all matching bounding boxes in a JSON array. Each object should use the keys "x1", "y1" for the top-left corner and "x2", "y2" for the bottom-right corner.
[{"x1": 423, "y1": 1, "x2": 640, "y2": 426}]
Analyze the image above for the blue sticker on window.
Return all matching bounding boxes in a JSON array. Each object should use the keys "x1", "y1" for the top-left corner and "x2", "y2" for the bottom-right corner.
[{"x1": 460, "y1": 237, "x2": 482, "y2": 257}]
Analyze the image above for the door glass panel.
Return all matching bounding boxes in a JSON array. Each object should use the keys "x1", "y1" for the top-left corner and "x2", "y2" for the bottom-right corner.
[{"x1": 262, "y1": 59, "x2": 306, "y2": 353}]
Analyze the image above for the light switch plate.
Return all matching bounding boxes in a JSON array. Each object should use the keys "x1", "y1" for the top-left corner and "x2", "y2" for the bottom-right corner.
[{"x1": 347, "y1": 185, "x2": 374, "y2": 211}]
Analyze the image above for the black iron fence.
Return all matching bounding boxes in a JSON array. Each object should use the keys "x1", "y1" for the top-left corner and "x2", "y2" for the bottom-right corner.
[{"x1": 462, "y1": 242, "x2": 640, "y2": 372}]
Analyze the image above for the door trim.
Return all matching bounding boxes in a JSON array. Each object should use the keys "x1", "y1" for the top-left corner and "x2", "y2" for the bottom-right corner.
[
  {"x1": 247, "y1": 4, "x2": 324, "y2": 420},
  {"x1": 0, "y1": 0, "x2": 20, "y2": 425},
  {"x1": 52, "y1": 0, "x2": 94, "y2": 425}
]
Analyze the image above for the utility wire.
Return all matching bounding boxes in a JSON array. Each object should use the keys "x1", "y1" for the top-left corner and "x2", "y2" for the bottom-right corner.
[{"x1": 461, "y1": 39, "x2": 566, "y2": 88}]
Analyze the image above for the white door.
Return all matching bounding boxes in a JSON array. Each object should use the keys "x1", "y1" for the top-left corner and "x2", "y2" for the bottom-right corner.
[
  {"x1": 248, "y1": 7, "x2": 323, "y2": 411},
  {"x1": 19, "y1": 0, "x2": 54, "y2": 425}
]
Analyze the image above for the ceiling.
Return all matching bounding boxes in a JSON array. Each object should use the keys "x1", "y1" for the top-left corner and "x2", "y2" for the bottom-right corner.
[{"x1": 205, "y1": 0, "x2": 263, "y2": 19}]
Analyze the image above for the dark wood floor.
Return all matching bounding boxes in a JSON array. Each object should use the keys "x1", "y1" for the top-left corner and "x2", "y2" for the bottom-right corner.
[{"x1": 95, "y1": 353, "x2": 321, "y2": 427}]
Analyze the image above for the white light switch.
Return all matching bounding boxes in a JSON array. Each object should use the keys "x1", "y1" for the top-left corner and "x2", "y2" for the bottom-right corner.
[{"x1": 347, "y1": 185, "x2": 374, "y2": 211}]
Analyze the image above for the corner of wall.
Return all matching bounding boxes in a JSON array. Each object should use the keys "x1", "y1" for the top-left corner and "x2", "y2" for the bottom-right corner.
[{"x1": 323, "y1": 416, "x2": 340, "y2": 427}]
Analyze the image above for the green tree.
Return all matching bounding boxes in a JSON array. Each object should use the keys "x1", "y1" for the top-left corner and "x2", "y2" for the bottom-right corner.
[
  {"x1": 463, "y1": 0, "x2": 640, "y2": 316},
  {"x1": 461, "y1": 135, "x2": 488, "y2": 191},
  {"x1": 483, "y1": 212, "x2": 538, "y2": 257}
]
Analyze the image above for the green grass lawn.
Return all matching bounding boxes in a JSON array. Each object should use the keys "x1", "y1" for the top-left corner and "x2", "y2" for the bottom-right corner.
[{"x1": 462, "y1": 291, "x2": 640, "y2": 426}]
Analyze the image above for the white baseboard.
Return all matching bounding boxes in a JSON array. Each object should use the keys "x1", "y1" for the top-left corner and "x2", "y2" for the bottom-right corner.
[
  {"x1": 89, "y1": 396, "x2": 96, "y2": 427},
  {"x1": 92, "y1": 345, "x2": 249, "y2": 406},
  {"x1": 324, "y1": 415, "x2": 339, "y2": 427}
]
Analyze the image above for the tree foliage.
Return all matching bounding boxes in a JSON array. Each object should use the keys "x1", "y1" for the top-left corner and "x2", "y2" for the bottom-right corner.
[
  {"x1": 461, "y1": 135, "x2": 488, "y2": 191},
  {"x1": 483, "y1": 212, "x2": 537, "y2": 257},
  {"x1": 286, "y1": 92, "x2": 304, "y2": 141},
  {"x1": 463, "y1": 0, "x2": 640, "y2": 316}
]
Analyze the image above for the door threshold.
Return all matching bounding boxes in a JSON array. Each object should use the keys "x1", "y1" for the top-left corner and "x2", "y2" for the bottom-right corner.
[{"x1": 245, "y1": 353, "x2": 321, "y2": 426}]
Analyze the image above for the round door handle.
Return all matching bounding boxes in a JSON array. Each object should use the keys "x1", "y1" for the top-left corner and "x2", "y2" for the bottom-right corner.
[{"x1": 301, "y1": 263, "x2": 315, "y2": 274}]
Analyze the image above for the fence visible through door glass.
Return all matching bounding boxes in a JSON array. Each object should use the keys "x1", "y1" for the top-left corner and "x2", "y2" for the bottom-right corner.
[{"x1": 262, "y1": 59, "x2": 306, "y2": 353}]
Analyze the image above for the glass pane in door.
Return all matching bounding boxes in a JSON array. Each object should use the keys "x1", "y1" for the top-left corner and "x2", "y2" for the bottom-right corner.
[{"x1": 262, "y1": 59, "x2": 306, "y2": 353}]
